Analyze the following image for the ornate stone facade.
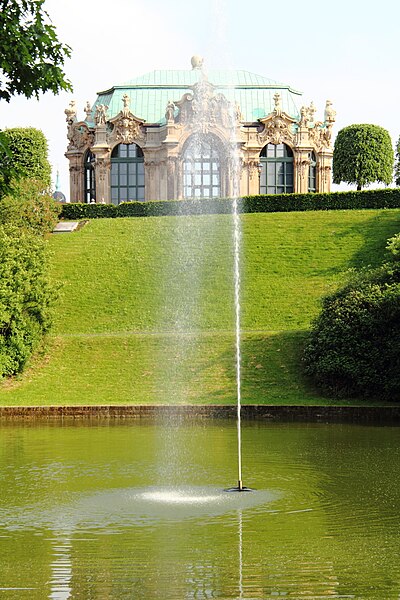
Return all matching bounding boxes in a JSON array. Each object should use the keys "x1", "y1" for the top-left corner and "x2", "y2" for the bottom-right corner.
[{"x1": 65, "y1": 61, "x2": 336, "y2": 203}]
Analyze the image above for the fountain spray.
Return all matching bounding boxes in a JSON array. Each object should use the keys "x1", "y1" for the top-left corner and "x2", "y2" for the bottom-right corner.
[{"x1": 226, "y1": 137, "x2": 253, "y2": 493}]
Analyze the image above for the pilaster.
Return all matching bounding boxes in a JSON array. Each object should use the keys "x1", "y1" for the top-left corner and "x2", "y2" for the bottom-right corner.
[
  {"x1": 317, "y1": 150, "x2": 333, "y2": 193},
  {"x1": 92, "y1": 123, "x2": 111, "y2": 203},
  {"x1": 65, "y1": 151, "x2": 85, "y2": 203}
]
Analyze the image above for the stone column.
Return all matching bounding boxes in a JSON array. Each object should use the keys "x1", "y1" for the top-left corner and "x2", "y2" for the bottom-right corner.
[
  {"x1": 93, "y1": 154, "x2": 111, "y2": 203},
  {"x1": 247, "y1": 158, "x2": 262, "y2": 196},
  {"x1": 144, "y1": 159, "x2": 156, "y2": 201},
  {"x1": 92, "y1": 123, "x2": 111, "y2": 203},
  {"x1": 294, "y1": 150, "x2": 312, "y2": 194},
  {"x1": 65, "y1": 151, "x2": 85, "y2": 203},
  {"x1": 166, "y1": 156, "x2": 177, "y2": 199},
  {"x1": 317, "y1": 149, "x2": 333, "y2": 193}
]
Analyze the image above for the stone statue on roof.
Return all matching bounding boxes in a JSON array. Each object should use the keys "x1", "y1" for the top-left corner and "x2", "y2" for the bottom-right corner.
[
  {"x1": 95, "y1": 104, "x2": 108, "y2": 125},
  {"x1": 307, "y1": 101, "x2": 316, "y2": 123},
  {"x1": 191, "y1": 55, "x2": 204, "y2": 70},
  {"x1": 165, "y1": 100, "x2": 175, "y2": 123},
  {"x1": 64, "y1": 100, "x2": 77, "y2": 123},
  {"x1": 122, "y1": 94, "x2": 130, "y2": 116},
  {"x1": 324, "y1": 99, "x2": 336, "y2": 123},
  {"x1": 84, "y1": 101, "x2": 92, "y2": 121},
  {"x1": 273, "y1": 93, "x2": 282, "y2": 116}
]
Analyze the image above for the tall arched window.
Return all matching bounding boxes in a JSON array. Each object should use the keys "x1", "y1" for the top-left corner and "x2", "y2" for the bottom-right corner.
[
  {"x1": 308, "y1": 152, "x2": 317, "y2": 193},
  {"x1": 111, "y1": 143, "x2": 144, "y2": 204},
  {"x1": 84, "y1": 150, "x2": 96, "y2": 203},
  {"x1": 259, "y1": 143, "x2": 294, "y2": 195},
  {"x1": 183, "y1": 136, "x2": 221, "y2": 199}
]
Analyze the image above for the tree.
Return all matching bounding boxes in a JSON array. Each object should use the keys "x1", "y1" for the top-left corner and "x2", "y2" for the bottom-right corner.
[
  {"x1": 394, "y1": 135, "x2": 400, "y2": 187},
  {"x1": 0, "y1": 1, "x2": 72, "y2": 194},
  {"x1": 333, "y1": 124, "x2": 394, "y2": 190},
  {"x1": 0, "y1": 0, "x2": 72, "y2": 102}
]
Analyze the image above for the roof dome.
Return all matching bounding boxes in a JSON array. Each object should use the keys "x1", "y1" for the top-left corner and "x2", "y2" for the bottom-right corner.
[{"x1": 89, "y1": 66, "x2": 302, "y2": 125}]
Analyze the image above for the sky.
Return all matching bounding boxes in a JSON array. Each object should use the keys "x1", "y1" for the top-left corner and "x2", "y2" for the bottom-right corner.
[{"x1": 1, "y1": 0, "x2": 399, "y2": 199}]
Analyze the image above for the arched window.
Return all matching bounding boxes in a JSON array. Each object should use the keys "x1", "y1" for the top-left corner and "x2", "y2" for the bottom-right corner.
[
  {"x1": 111, "y1": 143, "x2": 144, "y2": 204},
  {"x1": 259, "y1": 143, "x2": 294, "y2": 195},
  {"x1": 84, "y1": 150, "x2": 96, "y2": 203},
  {"x1": 183, "y1": 136, "x2": 221, "y2": 199},
  {"x1": 308, "y1": 152, "x2": 317, "y2": 193}
]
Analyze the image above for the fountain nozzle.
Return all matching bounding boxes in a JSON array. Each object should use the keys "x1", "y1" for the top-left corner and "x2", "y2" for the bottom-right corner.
[{"x1": 225, "y1": 480, "x2": 254, "y2": 493}]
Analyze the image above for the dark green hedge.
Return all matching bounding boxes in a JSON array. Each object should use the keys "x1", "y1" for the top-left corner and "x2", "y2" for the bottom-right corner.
[
  {"x1": 303, "y1": 263, "x2": 400, "y2": 400},
  {"x1": 61, "y1": 188, "x2": 400, "y2": 220}
]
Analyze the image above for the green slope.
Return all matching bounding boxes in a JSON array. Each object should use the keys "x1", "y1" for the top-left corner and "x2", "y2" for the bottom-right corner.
[{"x1": 1, "y1": 209, "x2": 399, "y2": 405}]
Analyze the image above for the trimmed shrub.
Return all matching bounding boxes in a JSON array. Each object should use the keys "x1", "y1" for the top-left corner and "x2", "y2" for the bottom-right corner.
[
  {"x1": 61, "y1": 188, "x2": 400, "y2": 221},
  {"x1": 333, "y1": 124, "x2": 394, "y2": 190},
  {"x1": 1, "y1": 128, "x2": 51, "y2": 192},
  {"x1": 303, "y1": 263, "x2": 400, "y2": 400},
  {"x1": 61, "y1": 203, "x2": 116, "y2": 220},
  {"x1": 0, "y1": 179, "x2": 61, "y2": 235},
  {"x1": 0, "y1": 225, "x2": 57, "y2": 377}
]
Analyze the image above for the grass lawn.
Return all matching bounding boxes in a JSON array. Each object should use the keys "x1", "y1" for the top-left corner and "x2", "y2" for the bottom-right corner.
[{"x1": 1, "y1": 209, "x2": 399, "y2": 406}]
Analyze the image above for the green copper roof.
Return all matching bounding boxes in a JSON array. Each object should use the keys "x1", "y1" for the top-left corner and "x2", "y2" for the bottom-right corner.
[{"x1": 92, "y1": 69, "x2": 302, "y2": 125}]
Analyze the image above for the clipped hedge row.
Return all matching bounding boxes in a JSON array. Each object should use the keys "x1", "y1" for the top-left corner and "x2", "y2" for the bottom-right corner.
[{"x1": 61, "y1": 188, "x2": 400, "y2": 220}]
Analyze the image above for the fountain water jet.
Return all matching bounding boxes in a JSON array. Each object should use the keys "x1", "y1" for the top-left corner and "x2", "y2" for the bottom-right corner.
[{"x1": 226, "y1": 108, "x2": 253, "y2": 493}]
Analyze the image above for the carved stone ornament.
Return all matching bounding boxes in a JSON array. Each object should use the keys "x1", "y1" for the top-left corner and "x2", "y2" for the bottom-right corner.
[
  {"x1": 64, "y1": 100, "x2": 77, "y2": 124},
  {"x1": 95, "y1": 104, "x2": 108, "y2": 126},
  {"x1": 84, "y1": 101, "x2": 92, "y2": 121},
  {"x1": 96, "y1": 156, "x2": 110, "y2": 182},
  {"x1": 258, "y1": 113, "x2": 296, "y2": 146},
  {"x1": 309, "y1": 122, "x2": 333, "y2": 150},
  {"x1": 324, "y1": 100, "x2": 336, "y2": 124},
  {"x1": 175, "y1": 79, "x2": 239, "y2": 133},
  {"x1": 318, "y1": 164, "x2": 331, "y2": 185},
  {"x1": 109, "y1": 113, "x2": 145, "y2": 145},
  {"x1": 107, "y1": 96, "x2": 145, "y2": 145},
  {"x1": 165, "y1": 100, "x2": 175, "y2": 123},
  {"x1": 248, "y1": 159, "x2": 262, "y2": 180},
  {"x1": 67, "y1": 122, "x2": 94, "y2": 151},
  {"x1": 299, "y1": 106, "x2": 309, "y2": 128},
  {"x1": 257, "y1": 93, "x2": 297, "y2": 146},
  {"x1": 295, "y1": 157, "x2": 311, "y2": 180}
]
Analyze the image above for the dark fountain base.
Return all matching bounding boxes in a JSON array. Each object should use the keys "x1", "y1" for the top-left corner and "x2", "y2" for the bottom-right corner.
[{"x1": 225, "y1": 480, "x2": 254, "y2": 492}]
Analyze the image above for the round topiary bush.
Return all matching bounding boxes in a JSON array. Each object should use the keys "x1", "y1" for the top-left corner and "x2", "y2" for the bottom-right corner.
[{"x1": 303, "y1": 263, "x2": 400, "y2": 400}]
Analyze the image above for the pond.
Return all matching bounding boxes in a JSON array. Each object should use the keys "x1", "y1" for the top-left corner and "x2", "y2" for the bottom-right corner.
[{"x1": 0, "y1": 419, "x2": 399, "y2": 599}]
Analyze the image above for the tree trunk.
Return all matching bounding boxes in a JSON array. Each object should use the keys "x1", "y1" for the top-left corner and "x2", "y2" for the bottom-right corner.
[{"x1": 357, "y1": 184, "x2": 362, "y2": 191}]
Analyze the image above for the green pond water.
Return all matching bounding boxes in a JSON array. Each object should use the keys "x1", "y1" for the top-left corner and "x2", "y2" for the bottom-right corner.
[{"x1": 0, "y1": 419, "x2": 399, "y2": 599}]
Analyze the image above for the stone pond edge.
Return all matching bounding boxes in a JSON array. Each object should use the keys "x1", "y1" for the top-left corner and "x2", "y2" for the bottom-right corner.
[{"x1": 0, "y1": 404, "x2": 399, "y2": 423}]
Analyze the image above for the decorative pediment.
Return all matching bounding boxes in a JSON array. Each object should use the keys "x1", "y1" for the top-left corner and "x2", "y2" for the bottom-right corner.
[
  {"x1": 105, "y1": 94, "x2": 145, "y2": 144},
  {"x1": 175, "y1": 78, "x2": 240, "y2": 133},
  {"x1": 108, "y1": 112, "x2": 145, "y2": 145},
  {"x1": 257, "y1": 94, "x2": 297, "y2": 146},
  {"x1": 258, "y1": 112, "x2": 297, "y2": 146}
]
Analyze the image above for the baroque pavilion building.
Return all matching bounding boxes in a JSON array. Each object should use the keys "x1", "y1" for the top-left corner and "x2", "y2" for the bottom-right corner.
[{"x1": 64, "y1": 57, "x2": 336, "y2": 204}]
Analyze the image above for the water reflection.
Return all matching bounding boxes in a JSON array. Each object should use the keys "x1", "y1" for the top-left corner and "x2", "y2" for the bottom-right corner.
[
  {"x1": 0, "y1": 421, "x2": 399, "y2": 598},
  {"x1": 49, "y1": 536, "x2": 72, "y2": 600}
]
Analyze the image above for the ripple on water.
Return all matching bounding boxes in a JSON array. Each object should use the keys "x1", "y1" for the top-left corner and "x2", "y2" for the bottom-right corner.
[{"x1": 0, "y1": 485, "x2": 281, "y2": 532}]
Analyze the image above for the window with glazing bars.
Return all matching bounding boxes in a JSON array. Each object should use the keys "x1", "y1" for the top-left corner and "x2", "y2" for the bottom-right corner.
[
  {"x1": 259, "y1": 143, "x2": 294, "y2": 194},
  {"x1": 183, "y1": 136, "x2": 221, "y2": 199},
  {"x1": 84, "y1": 151, "x2": 96, "y2": 203},
  {"x1": 308, "y1": 152, "x2": 317, "y2": 192},
  {"x1": 110, "y1": 143, "x2": 144, "y2": 204}
]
